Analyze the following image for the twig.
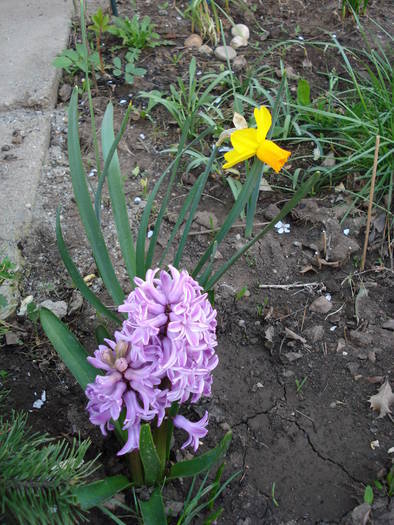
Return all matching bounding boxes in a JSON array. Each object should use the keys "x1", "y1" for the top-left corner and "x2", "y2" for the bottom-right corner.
[
  {"x1": 360, "y1": 135, "x2": 380, "y2": 271},
  {"x1": 188, "y1": 222, "x2": 269, "y2": 236},
  {"x1": 325, "y1": 303, "x2": 345, "y2": 320},
  {"x1": 258, "y1": 282, "x2": 321, "y2": 290},
  {"x1": 295, "y1": 410, "x2": 314, "y2": 423}
]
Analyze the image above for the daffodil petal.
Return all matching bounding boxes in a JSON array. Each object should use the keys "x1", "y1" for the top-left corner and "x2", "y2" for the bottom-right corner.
[
  {"x1": 223, "y1": 148, "x2": 255, "y2": 169},
  {"x1": 254, "y1": 106, "x2": 272, "y2": 142},
  {"x1": 230, "y1": 128, "x2": 259, "y2": 154},
  {"x1": 256, "y1": 140, "x2": 291, "y2": 173}
]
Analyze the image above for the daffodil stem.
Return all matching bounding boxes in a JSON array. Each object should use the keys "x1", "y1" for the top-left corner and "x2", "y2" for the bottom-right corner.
[{"x1": 245, "y1": 161, "x2": 263, "y2": 238}]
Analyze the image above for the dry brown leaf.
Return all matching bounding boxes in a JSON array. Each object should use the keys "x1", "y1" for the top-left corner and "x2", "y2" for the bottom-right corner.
[{"x1": 369, "y1": 378, "x2": 394, "y2": 418}]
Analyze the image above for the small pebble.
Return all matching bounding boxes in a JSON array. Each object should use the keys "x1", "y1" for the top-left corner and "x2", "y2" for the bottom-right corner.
[
  {"x1": 119, "y1": 99, "x2": 127, "y2": 105},
  {"x1": 147, "y1": 230, "x2": 153, "y2": 239},
  {"x1": 134, "y1": 197, "x2": 142, "y2": 204}
]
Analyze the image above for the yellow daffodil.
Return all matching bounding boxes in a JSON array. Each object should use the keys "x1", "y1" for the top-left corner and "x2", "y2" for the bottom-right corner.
[{"x1": 223, "y1": 106, "x2": 291, "y2": 173}]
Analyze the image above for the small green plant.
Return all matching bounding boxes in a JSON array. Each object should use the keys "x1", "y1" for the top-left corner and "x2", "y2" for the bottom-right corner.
[
  {"x1": 52, "y1": 43, "x2": 100, "y2": 75},
  {"x1": 271, "y1": 482, "x2": 279, "y2": 507},
  {"x1": 295, "y1": 376, "x2": 308, "y2": 394},
  {"x1": 112, "y1": 51, "x2": 146, "y2": 85},
  {"x1": 364, "y1": 484, "x2": 374, "y2": 505},
  {"x1": 88, "y1": 7, "x2": 111, "y2": 73},
  {"x1": 342, "y1": 0, "x2": 369, "y2": 18},
  {"x1": 108, "y1": 14, "x2": 162, "y2": 49},
  {"x1": 235, "y1": 286, "x2": 248, "y2": 300}
]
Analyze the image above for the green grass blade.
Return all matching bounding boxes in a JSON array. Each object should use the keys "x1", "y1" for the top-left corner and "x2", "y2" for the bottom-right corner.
[
  {"x1": 101, "y1": 102, "x2": 136, "y2": 282},
  {"x1": 56, "y1": 211, "x2": 121, "y2": 324},
  {"x1": 40, "y1": 307, "x2": 98, "y2": 389},
  {"x1": 68, "y1": 87, "x2": 124, "y2": 306},
  {"x1": 204, "y1": 172, "x2": 319, "y2": 290}
]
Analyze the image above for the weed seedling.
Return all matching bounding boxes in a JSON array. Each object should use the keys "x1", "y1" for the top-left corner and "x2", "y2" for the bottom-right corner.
[
  {"x1": 108, "y1": 15, "x2": 162, "y2": 49},
  {"x1": 88, "y1": 7, "x2": 110, "y2": 73},
  {"x1": 271, "y1": 482, "x2": 279, "y2": 507},
  {"x1": 235, "y1": 286, "x2": 249, "y2": 300},
  {"x1": 295, "y1": 376, "x2": 308, "y2": 394}
]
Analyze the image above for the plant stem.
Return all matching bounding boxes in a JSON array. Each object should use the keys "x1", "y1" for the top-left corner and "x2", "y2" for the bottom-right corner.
[
  {"x1": 360, "y1": 135, "x2": 380, "y2": 271},
  {"x1": 97, "y1": 33, "x2": 105, "y2": 74},
  {"x1": 153, "y1": 421, "x2": 168, "y2": 474},
  {"x1": 127, "y1": 451, "x2": 144, "y2": 486},
  {"x1": 245, "y1": 161, "x2": 263, "y2": 238}
]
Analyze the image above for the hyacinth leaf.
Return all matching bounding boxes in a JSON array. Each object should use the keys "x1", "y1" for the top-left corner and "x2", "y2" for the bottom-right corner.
[
  {"x1": 139, "y1": 424, "x2": 162, "y2": 485},
  {"x1": 204, "y1": 172, "x2": 320, "y2": 290},
  {"x1": 166, "y1": 402, "x2": 179, "y2": 462},
  {"x1": 168, "y1": 431, "x2": 232, "y2": 479},
  {"x1": 139, "y1": 488, "x2": 167, "y2": 525},
  {"x1": 94, "y1": 324, "x2": 111, "y2": 345},
  {"x1": 145, "y1": 118, "x2": 193, "y2": 270},
  {"x1": 56, "y1": 210, "x2": 121, "y2": 324},
  {"x1": 40, "y1": 307, "x2": 98, "y2": 389},
  {"x1": 174, "y1": 146, "x2": 218, "y2": 268},
  {"x1": 73, "y1": 475, "x2": 131, "y2": 510},
  {"x1": 68, "y1": 87, "x2": 124, "y2": 306},
  {"x1": 100, "y1": 102, "x2": 136, "y2": 282},
  {"x1": 193, "y1": 160, "x2": 262, "y2": 281}
]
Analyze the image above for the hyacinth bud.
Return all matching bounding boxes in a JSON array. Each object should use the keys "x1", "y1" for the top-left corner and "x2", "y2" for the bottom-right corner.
[
  {"x1": 115, "y1": 340, "x2": 128, "y2": 358},
  {"x1": 101, "y1": 349, "x2": 114, "y2": 366},
  {"x1": 114, "y1": 357, "x2": 128, "y2": 373}
]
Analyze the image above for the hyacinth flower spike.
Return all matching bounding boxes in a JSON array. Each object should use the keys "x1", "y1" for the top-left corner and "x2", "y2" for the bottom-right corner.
[{"x1": 223, "y1": 106, "x2": 291, "y2": 173}]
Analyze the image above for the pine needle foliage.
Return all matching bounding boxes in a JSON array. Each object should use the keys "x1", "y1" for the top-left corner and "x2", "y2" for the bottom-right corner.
[{"x1": 0, "y1": 408, "x2": 99, "y2": 524}]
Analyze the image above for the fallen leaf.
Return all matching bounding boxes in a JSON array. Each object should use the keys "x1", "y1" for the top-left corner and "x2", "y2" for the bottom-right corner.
[{"x1": 369, "y1": 378, "x2": 394, "y2": 418}]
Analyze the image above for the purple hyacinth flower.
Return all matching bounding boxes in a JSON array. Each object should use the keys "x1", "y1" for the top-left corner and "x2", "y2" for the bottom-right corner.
[
  {"x1": 85, "y1": 266, "x2": 218, "y2": 455},
  {"x1": 173, "y1": 412, "x2": 209, "y2": 452}
]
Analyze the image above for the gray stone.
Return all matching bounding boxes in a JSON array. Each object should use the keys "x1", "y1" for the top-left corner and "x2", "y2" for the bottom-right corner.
[
  {"x1": 40, "y1": 300, "x2": 68, "y2": 319},
  {"x1": 310, "y1": 296, "x2": 332, "y2": 314},
  {"x1": 215, "y1": 45, "x2": 237, "y2": 61},
  {"x1": 194, "y1": 210, "x2": 218, "y2": 229},
  {"x1": 68, "y1": 290, "x2": 84, "y2": 315},
  {"x1": 351, "y1": 502, "x2": 371, "y2": 525},
  {"x1": 264, "y1": 203, "x2": 281, "y2": 220}
]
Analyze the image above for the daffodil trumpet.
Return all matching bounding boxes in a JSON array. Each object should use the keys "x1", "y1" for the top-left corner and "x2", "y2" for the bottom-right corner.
[{"x1": 222, "y1": 106, "x2": 291, "y2": 238}]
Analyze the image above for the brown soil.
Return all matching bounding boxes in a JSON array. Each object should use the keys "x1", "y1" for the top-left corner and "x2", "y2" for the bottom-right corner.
[{"x1": 1, "y1": 1, "x2": 393, "y2": 524}]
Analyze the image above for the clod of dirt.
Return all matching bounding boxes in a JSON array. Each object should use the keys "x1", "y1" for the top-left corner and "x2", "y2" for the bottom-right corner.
[
  {"x1": 5, "y1": 331, "x2": 20, "y2": 346},
  {"x1": 350, "y1": 502, "x2": 371, "y2": 525},
  {"x1": 349, "y1": 330, "x2": 373, "y2": 347},
  {"x1": 304, "y1": 324, "x2": 324, "y2": 343},
  {"x1": 59, "y1": 83, "x2": 72, "y2": 102},
  {"x1": 215, "y1": 45, "x2": 237, "y2": 61},
  {"x1": 198, "y1": 44, "x2": 213, "y2": 56},
  {"x1": 369, "y1": 378, "x2": 394, "y2": 418},
  {"x1": 184, "y1": 33, "x2": 202, "y2": 48},
  {"x1": 382, "y1": 318, "x2": 394, "y2": 331},
  {"x1": 232, "y1": 55, "x2": 247, "y2": 71},
  {"x1": 67, "y1": 290, "x2": 83, "y2": 316},
  {"x1": 263, "y1": 203, "x2": 280, "y2": 220},
  {"x1": 39, "y1": 299, "x2": 67, "y2": 319},
  {"x1": 310, "y1": 296, "x2": 332, "y2": 314},
  {"x1": 194, "y1": 210, "x2": 219, "y2": 229}
]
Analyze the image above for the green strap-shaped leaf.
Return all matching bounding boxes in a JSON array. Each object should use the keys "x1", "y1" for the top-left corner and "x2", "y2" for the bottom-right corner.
[
  {"x1": 73, "y1": 475, "x2": 131, "y2": 510},
  {"x1": 95, "y1": 324, "x2": 111, "y2": 345},
  {"x1": 101, "y1": 103, "x2": 136, "y2": 282},
  {"x1": 68, "y1": 87, "x2": 124, "y2": 305},
  {"x1": 168, "y1": 431, "x2": 232, "y2": 480},
  {"x1": 39, "y1": 307, "x2": 98, "y2": 389},
  {"x1": 139, "y1": 488, "x2": 167, "y2": 525},
  {"x1": 139, "y1": 424, "x2": 162, "y2": 485},
  {"x1": 56, "y1": 210, "x2": 121, "y2": 324}
]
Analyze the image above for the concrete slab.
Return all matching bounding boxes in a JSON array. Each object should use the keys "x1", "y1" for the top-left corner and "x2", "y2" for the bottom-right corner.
[
  {"x1": 0, "y1": 111, "x2": 51, "y2": 242},
  {"x1": 0, "y1": 0, "x2": 73, "y2": 110}
]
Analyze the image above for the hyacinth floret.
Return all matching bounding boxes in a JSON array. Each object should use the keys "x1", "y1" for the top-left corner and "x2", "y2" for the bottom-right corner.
[{"x1": 85, "y1": 266, "x2": 218, "y2": 455}]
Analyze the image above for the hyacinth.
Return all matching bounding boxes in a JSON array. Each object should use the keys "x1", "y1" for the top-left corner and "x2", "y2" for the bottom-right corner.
[{"x1": 85, "y1": 266, "x2": 218, "y2": 455}]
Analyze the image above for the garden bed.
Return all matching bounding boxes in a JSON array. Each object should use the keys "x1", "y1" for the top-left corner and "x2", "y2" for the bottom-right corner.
[{"x1": 1, "y1": 1, "x2": 393, "y2": 523}]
